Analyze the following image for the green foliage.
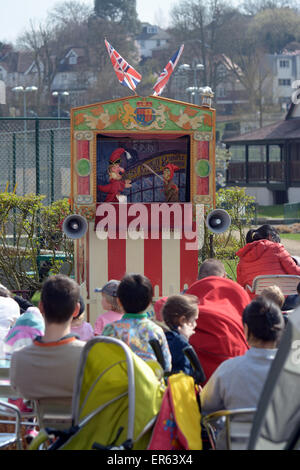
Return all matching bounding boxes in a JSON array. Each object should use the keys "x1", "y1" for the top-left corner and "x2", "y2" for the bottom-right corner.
[
  {"x1": 94, "y1": 0, "x2": 140, "y2": 33},
  {"x1": 0, "y1": 194, "x2": 73, "y2": 294},
  {"x1": 248, "y1": 7, "x2": 300, "y2": 53},
  {"x1": 201, "y1": 187, "x2": 256, "y2": 263}
]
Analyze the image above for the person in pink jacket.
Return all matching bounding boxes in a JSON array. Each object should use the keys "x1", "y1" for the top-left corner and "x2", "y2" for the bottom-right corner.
[{"x1": 236, "y1": 224, "x2": 300, "y2": 309}]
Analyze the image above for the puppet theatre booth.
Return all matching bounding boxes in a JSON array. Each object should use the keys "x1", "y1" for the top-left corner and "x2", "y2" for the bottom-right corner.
[{"x1": 66, "y1": 95, "x2": 218, "y2": 324}]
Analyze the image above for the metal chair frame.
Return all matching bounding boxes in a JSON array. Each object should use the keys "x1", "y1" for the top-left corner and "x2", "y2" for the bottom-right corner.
[
  {"x1": 0, "y1": 400, "x2": 23, "y2": 450},
  {"x1": 245, "y1": 275, "x2": 300, "y2": 296},
  {"x1": 202, "y1": 408, "x2": 257, "y2": 450}
]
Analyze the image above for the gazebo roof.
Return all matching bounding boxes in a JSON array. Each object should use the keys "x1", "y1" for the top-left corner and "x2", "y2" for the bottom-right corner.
[
  {"x1": 224, "y1": 119, "x2": 300, "y2": 144},
  {"x1": 224, "y1": 101, "x2": 300, "y2": 145}
]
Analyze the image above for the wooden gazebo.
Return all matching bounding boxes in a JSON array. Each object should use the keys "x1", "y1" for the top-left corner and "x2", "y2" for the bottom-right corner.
[{"x1": 223, "y1": 104, "x2": 300, "y2": 204}]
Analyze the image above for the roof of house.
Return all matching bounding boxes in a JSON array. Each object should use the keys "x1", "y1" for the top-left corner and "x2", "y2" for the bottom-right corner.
[{"x1": 0, "y1": 51, "x2": 34, "y2": 74}]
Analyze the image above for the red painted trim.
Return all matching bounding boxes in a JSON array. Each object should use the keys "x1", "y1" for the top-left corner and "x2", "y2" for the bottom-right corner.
[
  {"x1": 107, "y1": 238, "x2": 127, "y2": 281},
  {"x1": 144, "y1": 237, "x2": 163, "y2": 297},
  {"x1": 180, "y1": 228, "x2": 198, "y2": 292}
]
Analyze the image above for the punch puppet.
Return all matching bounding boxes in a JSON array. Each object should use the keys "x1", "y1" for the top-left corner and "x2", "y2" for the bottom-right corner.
[{"x1": 98, "y1": 148, "x2": 132, "y2": 202}]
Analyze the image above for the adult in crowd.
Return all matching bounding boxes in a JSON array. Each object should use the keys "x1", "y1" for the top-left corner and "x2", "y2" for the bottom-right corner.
[
  {"x1": 201, "y1": 296, "x2": 284, "y2": 423},
  {"x1": 186, "y1": 259, "x2": 250, "y2": 383},
  {"x1": 10, "y1": 274, "x2": 85, "y2": 399},
  {"x1": 236, "y1": 225, "x2": 300, "y2": 309}
]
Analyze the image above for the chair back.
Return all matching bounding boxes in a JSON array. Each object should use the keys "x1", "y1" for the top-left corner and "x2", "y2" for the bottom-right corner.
[
  {"x1": 246, "y1": 275, "x2": 300, "y2": 296},
  {"x1": 202, "y1": 408, "x2": 256, "y2": 450},
  {"x1": 0, "y1": 400, "x2": 22, "y2": 449}
]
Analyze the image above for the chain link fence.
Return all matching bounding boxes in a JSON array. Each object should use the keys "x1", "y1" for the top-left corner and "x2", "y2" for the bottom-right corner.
[{"x1": 0, "y1": 118, "x2": 71, "y2": 205}]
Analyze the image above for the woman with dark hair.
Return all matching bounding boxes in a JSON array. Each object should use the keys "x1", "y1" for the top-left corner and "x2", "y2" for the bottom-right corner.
[
  {"x1": 201, "y1": 296, "x2": 285, "y2": 416},
  {"x1": 236, "y1": 225, "x2": 300, "y2": 301}
]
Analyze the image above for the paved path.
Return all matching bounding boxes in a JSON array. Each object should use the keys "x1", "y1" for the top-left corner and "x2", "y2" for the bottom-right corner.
[{"x1": 281, "y1": 238, "x2": 300, "y2": 257}]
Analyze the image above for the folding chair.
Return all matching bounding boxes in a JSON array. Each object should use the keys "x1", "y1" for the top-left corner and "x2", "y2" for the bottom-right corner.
[
  {"x1": 245, "y1": 275, "x2": 300, "y2": 296},
  {"x1": 0, "y1": 366, "x2": 37, "y2": 428},
  {"x1": 0, "y1": 400, "x2": 22, "y2": 450},
  {"x1": 202, "y1": 408, "x2": 257, "y2": 450},
  {"x1": 33, "y1": 397, "x2": 73, "y2": 431}
]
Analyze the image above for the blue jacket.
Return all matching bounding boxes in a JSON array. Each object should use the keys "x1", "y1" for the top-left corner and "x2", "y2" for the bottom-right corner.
[{"x1": 165, "y1": 329, "x2": 194, "y2": 376}]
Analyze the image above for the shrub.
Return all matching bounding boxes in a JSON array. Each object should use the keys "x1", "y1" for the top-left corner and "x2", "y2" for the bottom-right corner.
[
  {"x1": 0, "y1": 193, "x2": 73, "y2": 295},
  {"x1": 201, "y1": 187, "x2": 256, "y2": 266}
]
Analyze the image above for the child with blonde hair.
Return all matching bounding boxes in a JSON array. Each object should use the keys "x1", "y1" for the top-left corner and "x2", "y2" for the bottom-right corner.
[{"x1": 259, "y1": 285, "x2": 285, "y2": 310}]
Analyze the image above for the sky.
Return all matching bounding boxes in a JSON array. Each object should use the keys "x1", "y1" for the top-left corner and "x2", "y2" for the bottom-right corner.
[{"x1": 0, "y1": 0, "x2": 175, "y2": 43}]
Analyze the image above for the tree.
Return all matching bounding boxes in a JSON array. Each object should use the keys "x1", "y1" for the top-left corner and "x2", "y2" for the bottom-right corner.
[
  {"x1": 169, "y1": 0, "x2": 239, "y2": 92},
  {"x1": 247, "y1": 7, "x2": 300, "y2": 53},
  {"x1": 240, "y1": 0, "x2": 296, "y2": 15},
  {"x1": 94, "y1": 0, "x2": 140, "y2": 33}
]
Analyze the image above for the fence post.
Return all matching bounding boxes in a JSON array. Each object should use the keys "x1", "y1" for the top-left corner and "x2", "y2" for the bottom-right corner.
[
  {"x1": 50, "y1": 130, "x2": 54, "y2": 203},
  {"x1": 12, "y1": 132, "x2": 16, "y2": 245},
  {"x1": 35, "y1": 119, "x2": 40, "y2": 196},
  {"x1": 12, "y1": 133, "x2": 16, "y2": 192}
]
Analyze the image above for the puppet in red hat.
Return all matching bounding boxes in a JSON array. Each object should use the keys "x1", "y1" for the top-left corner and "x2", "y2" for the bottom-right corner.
[
  {"x1": 163, "y1": 163, "x2": 179, "y2": 202},
  {"x1": 98, "y1": 147, "x2": 132, "y2": 202}
]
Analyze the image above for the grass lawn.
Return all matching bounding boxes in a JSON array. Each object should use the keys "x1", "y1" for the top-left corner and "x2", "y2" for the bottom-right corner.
[
  {"x1": 257, "y1": 204, "x2": 284, "y2": 219},
  {"x1": 280, "y1": 233, "x2": 300, "y2": 241}
]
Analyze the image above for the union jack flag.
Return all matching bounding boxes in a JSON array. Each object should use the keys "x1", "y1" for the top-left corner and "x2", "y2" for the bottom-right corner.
[
  {"x1": 105, "y1": 39, "x2": 142, "y2": 92},
  {"x1": 152, "y1": 44, "x2": 184, "y2": 96}
]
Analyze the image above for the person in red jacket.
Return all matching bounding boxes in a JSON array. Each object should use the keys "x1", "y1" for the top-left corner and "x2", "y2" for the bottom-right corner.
[
  {"x1": 186, "y1": 260, "x2": 250, "y2": 384},
  {"x1": 236, "y1": 225, "x2": 300, "y2": 309}
]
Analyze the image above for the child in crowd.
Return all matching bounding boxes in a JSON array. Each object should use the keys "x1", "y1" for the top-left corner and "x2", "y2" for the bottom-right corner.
[
  {"x1": 70, "y1": 296, "x2": 94, "y2": 341},
  {"x1": 102, "y1": 273, "x2": 172, "y2": 371},
  {"x1": 162, "y1": 294, "x2": 199, "y2": 376},
  {"x1": 260, "y1": 285, "x2": 289, "y2": 326},
  {"x1": 4, "y1": 306, "x2": 45, "y2": 353},
  {"x1": 94, "y1": 280, "x2": 123, "y2": 335},
  {"x1": 260, "y1": 285, "x2": 285, "y2": 310}
]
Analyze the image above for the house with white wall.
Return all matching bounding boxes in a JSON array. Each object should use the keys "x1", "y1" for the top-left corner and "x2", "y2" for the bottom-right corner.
[{"x1": 136, "y1": 23, "x2": 170, "y2": 60}]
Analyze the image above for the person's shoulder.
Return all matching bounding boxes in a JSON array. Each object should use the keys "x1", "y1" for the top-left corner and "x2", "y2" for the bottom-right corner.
[
  {"x1": 214, "y1": 353, "x2": 246, "y2": 377},
  {"x1": 166, "y1": 329, "x2": 187, "y2": 344}
]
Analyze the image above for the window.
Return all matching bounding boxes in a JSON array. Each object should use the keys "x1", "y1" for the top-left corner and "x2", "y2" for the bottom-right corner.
[
  {"x1": 278, "y1": 79, "x2": 291, "y2": 86},
  {"x1": 69, "y1": 54, "x2": 77, "y2": 65},
  {"x1": 217, "y1": 87, "x2": 226, "y2": 98},
  {"x1": 269, "y1": 145, "x2": 281, "y2": 162},
  {"x1": 279, "y1": 60, "x2": 290, "y2": 68},
  {"x1": 147, "y1": 26, "x2": 158, "y2": 34},
  {"x1": 156, "y1": 39, "x2": 161, "y2": 47},
  {"x1": 249, "y1": 146, "x2": 266, "y2": 162}
]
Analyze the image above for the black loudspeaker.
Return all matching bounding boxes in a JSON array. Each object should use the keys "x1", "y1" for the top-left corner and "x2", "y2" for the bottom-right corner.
[
  {"x1": 206, "y1": 209, "x2": 231, "y2": 234},
  {"x1": 62, "y1": 214, "x2": 88, "y2": 239}
]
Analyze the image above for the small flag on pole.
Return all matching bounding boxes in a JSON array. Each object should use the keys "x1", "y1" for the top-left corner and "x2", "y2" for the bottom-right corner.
[
  {"x1": 152, "y1": 44, "x2": 184, "y2": 96},
  {"x1": 105, "y1": 39, "x2": 142, "y2": 92}
]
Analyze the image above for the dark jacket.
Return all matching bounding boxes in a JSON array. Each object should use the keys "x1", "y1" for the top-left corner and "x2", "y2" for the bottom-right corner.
[{"x1": 165, "y1": 329, "x2": 194, "y2": 376}]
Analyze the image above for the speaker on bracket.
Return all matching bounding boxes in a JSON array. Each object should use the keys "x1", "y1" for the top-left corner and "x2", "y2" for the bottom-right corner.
[
  {"x1": 62, "y1": 214, "x2": 88, "y2": 239},
  {"x1": 206, "y1": 209, "x2": 231, "y2": 234}
]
